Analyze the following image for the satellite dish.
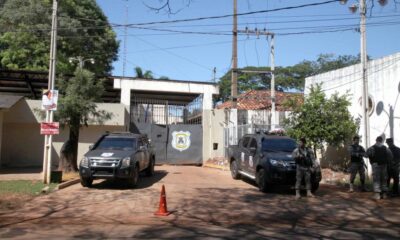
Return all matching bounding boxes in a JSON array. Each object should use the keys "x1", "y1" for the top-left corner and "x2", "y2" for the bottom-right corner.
[{"x1": 376, "y1": 101, "x2": 384, "y2": 116}]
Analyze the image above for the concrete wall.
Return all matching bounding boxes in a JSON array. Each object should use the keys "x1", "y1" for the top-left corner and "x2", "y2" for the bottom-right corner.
[
  {"x1": 202, "y1": 109, "x2": 230, "y2": 164},
  {"x1": 305, "y1": 52, "x2": 400, "y2": 167},
  {"x1": 1, "y1": 99, "x2": 126, "y2": 168}
]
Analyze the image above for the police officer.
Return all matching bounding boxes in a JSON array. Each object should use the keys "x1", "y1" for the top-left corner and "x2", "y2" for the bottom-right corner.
[
  {"x1": 347, "y1": 136, "x2": 367, "y2": 192},
  {"x1": 367, "y1": 136, "x2": 393, "y2": 200},
  {"x1": 386, "y1": 138, "x2": 400, "y2": 196},
  {"x1": 293, "y1": 137, "x2": 315, "y2": 199}
]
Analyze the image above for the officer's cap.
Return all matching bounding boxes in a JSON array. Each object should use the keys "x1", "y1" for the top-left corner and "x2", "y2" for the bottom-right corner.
[
  {"x1": 386, "y1": 138, "x2": 394, "y2": 143},
  {"x1": 376, "y1": 136, "x2": 383, "y2": 142}
]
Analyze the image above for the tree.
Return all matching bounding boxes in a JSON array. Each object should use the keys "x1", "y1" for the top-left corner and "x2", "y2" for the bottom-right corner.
[
  {"x1": 57, "y1": 68, "x2": 111, "y2": 172},
  {"x1": 134, "y1": 66, "x2": 154, "y2": 79},
  {"x1": 0, "y1": 0, "x2": 118, "y2": 172},
  {"x1": 0, "y1": 0, "x2": 119, "y2": 75},
  {"x1": 217, "y1": 54, "x2": 361, "y2": 101},
  {"x1": 284, "y1": 84, "x2": 358, "y2": 157}
]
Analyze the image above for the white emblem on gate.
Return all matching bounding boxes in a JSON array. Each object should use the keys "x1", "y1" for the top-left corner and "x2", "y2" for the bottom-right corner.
[{"x1": 172, "y1": 131, "x2": 191, "y2": 152}]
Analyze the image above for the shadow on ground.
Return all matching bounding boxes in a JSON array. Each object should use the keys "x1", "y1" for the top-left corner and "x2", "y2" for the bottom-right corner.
[{"x1": 89, "y1": 170, "x2": 168, "y2": 190}]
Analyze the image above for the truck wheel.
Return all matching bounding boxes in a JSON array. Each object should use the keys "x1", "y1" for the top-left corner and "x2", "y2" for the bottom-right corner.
[
  {"x1": 256, "y1": 168, "x2": 268, "y2": 193},
  {"x1": 230, "y1": 160, "x2": 241, "y2": 180},
  {"x1": 311, "y1": 182, "x2": 319, "y2": 193},
  {"x1": 128, "y1": 166, "x2": 139, "y2": 188},
  {"x1": 146, "y1": 157, "x2": 155, "y2": 177},
  {"x1": 81, "y1": 177, "x2": 93, "y2": 188}
]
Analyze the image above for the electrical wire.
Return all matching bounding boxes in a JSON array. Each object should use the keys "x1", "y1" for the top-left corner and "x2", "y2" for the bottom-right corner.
[{"x1": 117, "y1": 0, "x2": 343, "y2": 27}]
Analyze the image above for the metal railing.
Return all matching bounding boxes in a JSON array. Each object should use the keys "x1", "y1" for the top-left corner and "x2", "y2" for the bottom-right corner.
[{"x1": 131, "y1": 95, "x2": 203, "y2": 125}]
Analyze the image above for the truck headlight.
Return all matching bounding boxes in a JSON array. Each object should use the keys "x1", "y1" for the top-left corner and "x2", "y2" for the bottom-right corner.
[
  {"x1": 270, "y1": 159, "x2": 288, "y2": 167},
  {"x1": 80, "y1": 157, "x2": 89, "y2": 168},
  {"x1": 121, "y1": 157, "x2": 131, "y2": 167}
]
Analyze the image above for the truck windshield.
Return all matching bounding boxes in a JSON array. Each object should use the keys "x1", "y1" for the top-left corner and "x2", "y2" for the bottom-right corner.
[
  {"x1": 262, "y1": 138, "x2": 297, "y2": 152},
  {"x1": 95, "y1": 137, "x2": 136, "y2": 150}
]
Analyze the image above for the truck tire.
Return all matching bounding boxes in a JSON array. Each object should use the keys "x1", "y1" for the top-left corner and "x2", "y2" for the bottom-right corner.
[
  {"x1": 128, "y1": 166, "x2": 139, "y2": 188},
  {"x1": 311, "y1": 182, "x2": 319, "y2": 193},
  {"x1": 81, "y1": 177, "x2": 93, "y2": 188},
  {"x1": 256, "y1": 168, "x2": 268, "y2": 193},
  {"x1": 145, "y1": 157, "x2": 155, "y2": 177},
  {"x1": 230, "y1": 159, "x2": 241, "y2": 180}
]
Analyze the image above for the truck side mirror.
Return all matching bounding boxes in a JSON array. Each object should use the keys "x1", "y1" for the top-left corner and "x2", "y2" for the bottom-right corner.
[{"x1": 89, "y1": 144, "x2": 94, "y2": 150}]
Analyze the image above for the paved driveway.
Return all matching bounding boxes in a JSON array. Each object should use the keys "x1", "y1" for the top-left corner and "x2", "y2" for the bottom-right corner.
[{"x1": 0, "y1": 166, "x2": 399, "y2": 239}]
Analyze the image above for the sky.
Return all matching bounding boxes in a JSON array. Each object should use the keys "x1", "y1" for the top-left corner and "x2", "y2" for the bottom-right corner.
[{"x1": 96, "y1": 0, "x2": 400, "y2": 82}]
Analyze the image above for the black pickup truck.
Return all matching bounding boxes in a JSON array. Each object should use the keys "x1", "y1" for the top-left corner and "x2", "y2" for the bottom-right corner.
[
  {"x1": 79, "y1": 132, "x2": 155, "y2": 188},
  {"x1": 228, "y1": 133, "x2": 321, "y2": 192}
]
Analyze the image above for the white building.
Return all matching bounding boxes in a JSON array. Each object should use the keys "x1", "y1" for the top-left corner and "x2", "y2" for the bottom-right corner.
[{"x1": 305, "y1": 52, "x2": 400, "y2": 169}]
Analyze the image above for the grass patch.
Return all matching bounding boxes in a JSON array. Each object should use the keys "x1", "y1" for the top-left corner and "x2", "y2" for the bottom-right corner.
[
  {"x1": 0, "y1": 180, "x2": 57, "y2": 196},
  {"x1": 0, "y1": 180, "x2": 58, "y2": 211}
]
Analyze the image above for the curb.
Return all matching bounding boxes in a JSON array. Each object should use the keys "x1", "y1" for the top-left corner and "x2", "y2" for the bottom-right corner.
[
  {"x1": 203, "y1": 163, "x2": 229, "y2": 171},
  {"x1": 57, "y1": 178, "x2": 80, "y2": 190}
]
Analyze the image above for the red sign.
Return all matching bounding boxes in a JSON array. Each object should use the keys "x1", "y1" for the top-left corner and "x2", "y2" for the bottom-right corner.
[{"x1": 40, "y1": 122, "x2": 60, "y2": 135}]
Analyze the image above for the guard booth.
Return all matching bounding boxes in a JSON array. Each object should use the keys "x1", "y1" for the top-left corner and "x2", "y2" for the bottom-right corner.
[{"x1": 113, "y1": 77, "x2": 219, "y2": 165}]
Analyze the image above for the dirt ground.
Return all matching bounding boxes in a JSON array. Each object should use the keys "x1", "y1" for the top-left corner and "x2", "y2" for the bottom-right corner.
[{"x1": 0, "y1": 165, "x2": 399, "y2": 239}]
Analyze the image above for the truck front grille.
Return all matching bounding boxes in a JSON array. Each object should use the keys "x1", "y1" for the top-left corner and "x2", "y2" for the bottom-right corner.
[{"x1": 90, "y1": 158, "x2": 120, "y2": 168}]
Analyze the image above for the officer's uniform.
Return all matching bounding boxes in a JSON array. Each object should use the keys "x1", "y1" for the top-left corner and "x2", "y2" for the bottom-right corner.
[
  {"x1": 293, "y1": 147, "x2": 314, "y2": 191},
  {"x1": 367, "y1": 143, "x2": 392, "y2": 197},
  {"x1": 348, "y1": 144, "x2": 366, "y2": 190},
  {"x1": 387, "y1": 139, "x2": 400, "y2": 195}
]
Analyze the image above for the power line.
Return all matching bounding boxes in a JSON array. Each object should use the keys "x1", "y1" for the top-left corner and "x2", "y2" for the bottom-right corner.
[
  {"x1": 131, "y1": 35, "x2": 216, "y2": 72},
  {"x1": 116, "y1": 0, "x2": 343, "y2": 27}
]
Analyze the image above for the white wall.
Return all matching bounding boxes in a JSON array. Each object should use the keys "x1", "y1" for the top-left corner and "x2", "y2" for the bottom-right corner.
[
  {"x1": 202, "y1": 109, "x2": 227, "y2": 162},
  {"x1": 305, "y1": 52, "x2": 400, "y2": 146},
  {"x1": 1, "y1": 99, "x2": 127, "y2": 168}
]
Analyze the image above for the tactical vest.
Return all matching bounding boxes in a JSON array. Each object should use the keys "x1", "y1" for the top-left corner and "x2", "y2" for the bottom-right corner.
[
  {"x1": 295, "y1": 148, "x2": 313, "y2": 167},
  {"x1": 350, "y1": 145, "x2": 363, "y2": 163},
  {"x1": 372, "y1": 145, "x2": 387, "y2": 165}
]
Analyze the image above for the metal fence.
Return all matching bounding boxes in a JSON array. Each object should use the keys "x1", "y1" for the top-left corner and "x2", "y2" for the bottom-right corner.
[
  {"x1": 223, "y1": 123, "x2": 283, "y2": 159},
  {"x1": 130, "y1": 95, "x2": 203, "y2": 125}
]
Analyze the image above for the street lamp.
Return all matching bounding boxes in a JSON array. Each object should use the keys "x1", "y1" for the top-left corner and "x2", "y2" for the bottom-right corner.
[{"x1": 69, "y1": 56, "x2": 95, "y2": 69}]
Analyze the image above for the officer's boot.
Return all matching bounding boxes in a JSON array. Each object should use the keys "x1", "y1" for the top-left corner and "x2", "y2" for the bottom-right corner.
[
  {"x1": 348, "y1": 183, "x2": 354, "y2": 193},
  {"x1": 307, "y1": 190, "x2": 315, "y2": 198},
  {"x1": 295, "y1": 190, "x2": 301, "y2": 200},
  {"x1": 373, "y1": 192, "x2": 381, "y2": 200},
  {"x1": 382, "y1": 192, "x2": 388, "y2": 199},
  {"x1": 360, "y1": 180, "x2": 367, "y2": 192}
]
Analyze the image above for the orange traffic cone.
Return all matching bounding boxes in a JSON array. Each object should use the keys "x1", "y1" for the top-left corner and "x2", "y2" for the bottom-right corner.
[{"x1": 154, "y1": 185, "x2": 171, "y2": 216}]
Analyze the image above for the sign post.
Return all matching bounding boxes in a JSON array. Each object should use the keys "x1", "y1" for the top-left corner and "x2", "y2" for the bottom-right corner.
[
  {"x1": 41, "y1": 122, "x2": 60, "y2": 135},
  {"x1": 42, "y1": 0, "x2": 58, "y2": 184}
]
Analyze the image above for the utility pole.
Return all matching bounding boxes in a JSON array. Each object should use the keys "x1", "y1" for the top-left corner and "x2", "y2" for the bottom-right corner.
[
  {"x1": 231, "y1": 0, "x2": 238, "y2": 108},
  {"x1": 43, "y1": 0, "x2": 58, "y2": 184},
  {"x1": 122, "y1": 0, "x2": 128, "y2": 77},
  {"x1": 238, "y1": 28, "x2": 275, "y2": 128},
  {"x1": 213, "y1": 67, "x2": 216, "y2": 82},
  {"x1": 360, "y1": 0, "x2": 370, "y2": 149},
  {"x1": 270, "y1": 34, "x2": 276, "y2": 129}
]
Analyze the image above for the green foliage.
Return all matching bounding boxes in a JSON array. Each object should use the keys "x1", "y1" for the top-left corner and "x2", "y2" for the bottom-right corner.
[
  {"x1": 0, "y1": 0, "x2": 119, "y2": 75},
  {"x1": 217, "y1": 54, "x2": 360, "y2": 101},
  {"x1": 134, "y1": 66, "x2": 154, "y2": 79},
  {"x1": 284, "y1": 84, "x2": 358, "y2": 153},
  {"x1": 57, "y1": 68, "x2": 112, "y2": 127}
]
